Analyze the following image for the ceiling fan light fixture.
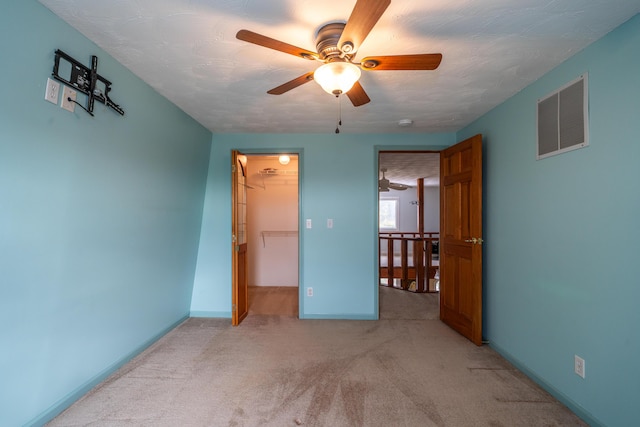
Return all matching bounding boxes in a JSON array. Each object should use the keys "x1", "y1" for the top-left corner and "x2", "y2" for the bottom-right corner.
[{"x1": 314, "y1": 62, "x2": 361, "y2": 96}]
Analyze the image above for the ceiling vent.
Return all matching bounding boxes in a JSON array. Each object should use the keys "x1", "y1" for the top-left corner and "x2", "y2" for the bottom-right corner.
[{"x1": 537, "y1": 74, "x2": 589, "y2": 160}]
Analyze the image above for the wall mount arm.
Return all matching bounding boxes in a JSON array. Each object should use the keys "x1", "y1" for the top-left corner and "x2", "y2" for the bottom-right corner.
[{"x1": 52, "y1": 49, "x2": 125, "y2": 116}]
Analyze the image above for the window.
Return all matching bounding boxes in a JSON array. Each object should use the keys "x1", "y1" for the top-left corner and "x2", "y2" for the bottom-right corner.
[{"x1": 379, "y1": 198, "x2": 399, "y2": 230}]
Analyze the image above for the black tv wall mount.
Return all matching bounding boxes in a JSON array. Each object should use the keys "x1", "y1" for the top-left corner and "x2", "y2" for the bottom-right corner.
[{"x1": 52, "y1": 49, "x2": 124, "y2": 116}]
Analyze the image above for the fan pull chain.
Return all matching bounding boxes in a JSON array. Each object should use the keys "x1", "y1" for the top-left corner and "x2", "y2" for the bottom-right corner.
[{"x1": 335, "y1": 94, "x2": 342, "y2": 134}]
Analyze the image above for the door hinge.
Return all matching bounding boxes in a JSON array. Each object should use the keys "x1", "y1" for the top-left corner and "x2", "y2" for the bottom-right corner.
[
  {"x1": 232, "y1": 304, "x2": 237, "y2": 312},
  {"x1": 234, "y1": 245, "x2": 240, "y2": 252},
  {"x1": 232, "y1": 164, "x2": 236, "y2": 173}
]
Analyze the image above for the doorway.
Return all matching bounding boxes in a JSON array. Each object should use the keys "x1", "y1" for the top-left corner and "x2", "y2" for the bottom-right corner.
[
  {"x1": 377, "y1": 135, "x2": 484, "y2": 345},
  {"x1": 243, "y1": 154, "x2": 299, "y2": 319},
  {"x1": 378, "y1": 151, "x2": 441, "y2": 320}
]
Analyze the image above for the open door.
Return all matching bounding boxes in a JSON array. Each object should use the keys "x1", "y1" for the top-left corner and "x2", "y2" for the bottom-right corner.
[
  {"x1": 440, "y1": 134, "x2": 483, "y2": 345},
  {"x1": 232, "y1": 150, "x2": 249, "y2": 326}
]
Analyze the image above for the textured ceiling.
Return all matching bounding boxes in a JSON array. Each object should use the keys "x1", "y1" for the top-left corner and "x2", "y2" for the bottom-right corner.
[
  {"x1": 39, "y1": 0, "x2": 639, "y2": 134},
  {"x1": 380, "y1": 152, "x2": 440, "y2": 187}
]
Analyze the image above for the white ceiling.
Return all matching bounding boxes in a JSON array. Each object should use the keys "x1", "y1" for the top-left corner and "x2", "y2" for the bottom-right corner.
[
  {"x1": 380, "y1": 152, "x2": 439, "y2": 187},
  {"x1": 39, "y1": 0, "x2": 640, "y2": 135}
]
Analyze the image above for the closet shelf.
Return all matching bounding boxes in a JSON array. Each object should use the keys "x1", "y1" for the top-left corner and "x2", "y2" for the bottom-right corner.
[
  {"x1": 259, "y1": 169, "x2": 298, "y2": 176},
  {"x1": 261, "y1": 230, "x2": 298, "y2": 247}
]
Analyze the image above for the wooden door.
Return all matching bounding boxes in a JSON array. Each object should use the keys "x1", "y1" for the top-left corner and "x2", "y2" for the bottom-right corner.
[
  {"x1": 440, "y1": 134, "x2": 483, "y2": 345},
  {"x1": 232, "y1": 150, "x2": 249, "y2": 326}
]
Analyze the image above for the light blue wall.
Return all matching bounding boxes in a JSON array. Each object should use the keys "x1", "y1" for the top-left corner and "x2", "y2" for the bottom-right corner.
[
  {"x1": 458, "y1": 14, "x2": 640, "y2": 427},
  {"x1": 8, "y1": 1, "x2": 637, "y2": 426},
  {"x1": 191, "y1": 133, "x2": 454, "y2": 319},
  {"x1": 0, "y1": 2, "x2": 212, "y2": 426}
]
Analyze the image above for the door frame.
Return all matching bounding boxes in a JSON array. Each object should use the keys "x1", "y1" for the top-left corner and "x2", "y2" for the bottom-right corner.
[
  {"x1": 230, "y1": 148, "x2": 304, "y2": 320},
  {"x1": 373, "y1": 139, "x2": 486, "y2": 345}
]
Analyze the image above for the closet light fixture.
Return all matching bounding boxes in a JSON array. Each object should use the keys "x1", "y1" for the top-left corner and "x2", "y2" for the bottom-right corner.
[{"x1": 279, "y1": 155, "x2": 291, "y2": 165}]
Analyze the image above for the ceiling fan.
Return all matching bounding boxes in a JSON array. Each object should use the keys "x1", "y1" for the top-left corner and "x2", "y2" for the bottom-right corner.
[
  {"x1": 236, "y1": 0, "x2": 442, "y2": 107},
  {"x1": 379, "y1": 168, "x2": 409, "y2": 192}
]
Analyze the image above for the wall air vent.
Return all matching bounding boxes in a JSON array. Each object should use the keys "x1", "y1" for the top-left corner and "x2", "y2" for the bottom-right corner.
[{"x1": 537, "y1": 74, "x2": 589, "y2": 160}]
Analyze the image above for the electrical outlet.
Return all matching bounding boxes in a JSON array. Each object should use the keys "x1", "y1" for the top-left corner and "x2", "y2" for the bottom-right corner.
[
  {"x1": 61, "y1": 86, "x2": 77, "y2": 112},
  {"x1": 45, "y1": 78, "x2": 60, "y2": 104},
  {"x1": 574, "y1": 355, "x2": 585, "y2": 378},
  {"x1": 307, "y1": 287, "x2": 313, "y2": 297},
  {"x1": 306, "y1": 219, "x2": 312, "y2": 229},
  {"x1": 327, "y1": 219, "x2": 333, "y2": 229}
]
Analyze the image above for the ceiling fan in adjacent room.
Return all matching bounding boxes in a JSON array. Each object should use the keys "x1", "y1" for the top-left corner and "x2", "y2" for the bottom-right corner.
[
  {"x1": 379, "y1": 168, "x2": 409, "y2": 192},
  {"x1": 236, "y1": 0, "x2": 443, "y2": 107}
]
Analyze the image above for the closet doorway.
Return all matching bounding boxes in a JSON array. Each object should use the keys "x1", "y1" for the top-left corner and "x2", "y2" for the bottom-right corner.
[{"x1": 245, "y1": 154, "x2": 299, "y2": 318}]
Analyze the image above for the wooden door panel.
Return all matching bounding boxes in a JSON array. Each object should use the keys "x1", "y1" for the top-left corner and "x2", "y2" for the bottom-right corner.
[
  {"x1": 440, "y1": 134, "x2": 483, "y2": 345},
  {"x1": 458, "y1": 257, "x2": 473, "y2": 318},
  {"x1": 236, "y1": 243, "x2": 248, "y2": 323},
  {"x1": 232, "y1": 150, "x2": 249, "y2": 326},
  {"x1": 441, "y1": 251, "x2": 473, "y2": 338},
  {"x1": 461, "y1": 145, "x2": 472, "y2": 169},
  {"x1": 443, "y1": 180, "x2": 472, "y2": 237},
  {"x1": 462, "y1": 182, "x2": 470, "y2": 237},
  {"x1": 441, "y1": 255, "x2": 457, "y2": 308},
  {"x1": 443, "y1": 185, "x2": 458, "y2": 237}
]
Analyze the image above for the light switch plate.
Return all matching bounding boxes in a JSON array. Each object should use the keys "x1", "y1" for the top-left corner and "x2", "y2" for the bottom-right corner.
[{"x1": 574, "y1": 355, "x2": 585, "y2": 378}]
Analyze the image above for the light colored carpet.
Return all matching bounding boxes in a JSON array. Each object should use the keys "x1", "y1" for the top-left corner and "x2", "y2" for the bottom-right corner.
[
  {"x1": 47, "y1": 287, "x2": 586, "y2": 426},
  {"x1": 248, "y1": 285, "x2": 437, "y2": 320},
  {"x1": 379, "y1": 285, "x2": 439, "y2": 320},
  {"x1": 249, "y1": 286, "x2": 298, "y2": 317}
]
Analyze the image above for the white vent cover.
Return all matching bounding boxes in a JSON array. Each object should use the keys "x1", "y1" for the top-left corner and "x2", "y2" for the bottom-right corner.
[{"x1": 537, "y1": 74, "x2": 589, "y2": 159}]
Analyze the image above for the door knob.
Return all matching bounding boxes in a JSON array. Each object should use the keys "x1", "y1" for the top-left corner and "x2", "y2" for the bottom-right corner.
[{"x1": 464, "y1": 237, "x2": 484, "y2": 244}]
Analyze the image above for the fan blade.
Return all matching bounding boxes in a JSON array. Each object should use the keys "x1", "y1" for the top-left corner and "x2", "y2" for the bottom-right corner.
[
  {"x1": 389, "y1": 182, "x2": 409, "y2": 191},
  {"x1": 338, "y1": 0, "x2": 391, "y2": 55},
  {"x1": 346, "y1": 81, "x2": 371, "y2": 106},
  {"x1": 236, "y1": 30, "x2": 319, "y2": 60},
  {"x1": 361, "y1": 54, "x2": 442, "y2": 70},
  {"x1": 267, "y1": 72, "x2": 315, "y2": 95}
]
